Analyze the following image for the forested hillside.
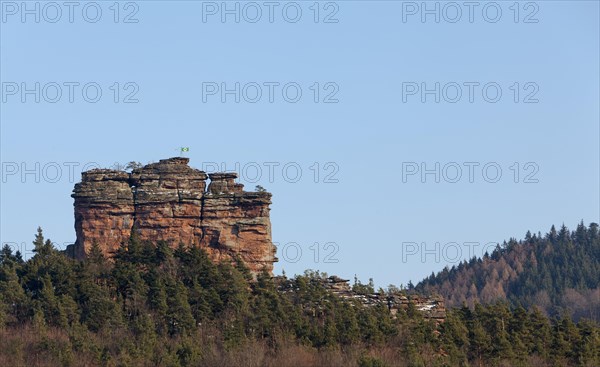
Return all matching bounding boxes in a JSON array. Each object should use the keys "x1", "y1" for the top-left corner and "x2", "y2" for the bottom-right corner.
[
  {"x1": 416, "y1": 222, "x2": 600, "y2": 321},
  {"x1": 0, "y1": 228, "x2": 598, "y2": 366}
]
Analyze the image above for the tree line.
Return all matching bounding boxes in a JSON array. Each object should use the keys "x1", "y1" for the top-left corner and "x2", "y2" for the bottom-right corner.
[{"x1": 0, "y1": 228, "x2": 598, "y2": 366}]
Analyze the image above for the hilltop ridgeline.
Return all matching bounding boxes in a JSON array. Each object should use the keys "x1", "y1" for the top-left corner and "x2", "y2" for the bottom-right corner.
[{"x1": 416, "y1": 223, "x2": 600, "y2": 321}]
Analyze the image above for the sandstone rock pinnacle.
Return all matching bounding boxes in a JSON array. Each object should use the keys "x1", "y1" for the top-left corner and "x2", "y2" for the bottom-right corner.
[{"x1": 70, "y1": 157, "x2": 277, "y2": 275}]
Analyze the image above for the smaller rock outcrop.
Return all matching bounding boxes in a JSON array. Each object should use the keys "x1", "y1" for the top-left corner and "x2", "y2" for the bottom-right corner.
[{"x1": 276, "y1": 275, "x2": 446, "y2": 322}]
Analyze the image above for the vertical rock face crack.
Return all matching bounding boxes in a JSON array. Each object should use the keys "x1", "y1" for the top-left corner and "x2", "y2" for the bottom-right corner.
[
  {"x1": 176, "y1": 180, "x2": 183, "y2": 203},
  {"x1": 70, "y1": 157, "x2": 277, "y2": 276},
  {"x1": 199, "y1": 190, "x2": 206, "y2": 244}
]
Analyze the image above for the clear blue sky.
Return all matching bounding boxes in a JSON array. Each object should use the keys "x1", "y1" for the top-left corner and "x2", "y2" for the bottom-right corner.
[{"x1": 1, "y1": 1, "x2": 598, "y2": 288}]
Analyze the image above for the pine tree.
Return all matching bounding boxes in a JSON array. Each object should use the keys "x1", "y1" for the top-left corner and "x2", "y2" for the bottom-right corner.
[
  {"x1": 0, "y1": 261, "x2": 28, "y2": 324},
  {"x1": 165, "y1": 277, "x2": 195, "y2": 335},
  {"x1": 38, "y1": 274, "x2": 68, "y2": 327}
]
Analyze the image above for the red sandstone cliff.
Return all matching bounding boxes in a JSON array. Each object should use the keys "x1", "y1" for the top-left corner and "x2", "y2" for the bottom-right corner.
[{"x1": 70, "y1": 157, "x2": 277, "y2": 275}]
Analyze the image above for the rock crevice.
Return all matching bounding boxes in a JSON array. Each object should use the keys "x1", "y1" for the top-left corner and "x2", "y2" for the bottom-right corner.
[{"x1": 70, "y1": 157, "x2": 277, "y2": 275}]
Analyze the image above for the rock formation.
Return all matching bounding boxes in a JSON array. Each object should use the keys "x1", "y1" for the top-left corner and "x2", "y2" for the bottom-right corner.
[
  {"x1": 69, "y1": 157, "x2": 277, "y2": 275},
  {"x1": 276, "y1": 275, "x2": 446, "y2": 322}
]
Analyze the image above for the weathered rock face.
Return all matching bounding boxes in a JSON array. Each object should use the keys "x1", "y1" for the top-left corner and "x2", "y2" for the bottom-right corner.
[
  {"x1": 129, "y1": 158, "x2": 207, "y2": 248},
  {"x1": 200, "y1": 173, "x2": 275, "y2": 271},
  {"x1": 71, "y1": 157, "x2": 277, "y2": 275},
  {"x1": 72, "y1": 170, "x2": 134, "y2": 259}
]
